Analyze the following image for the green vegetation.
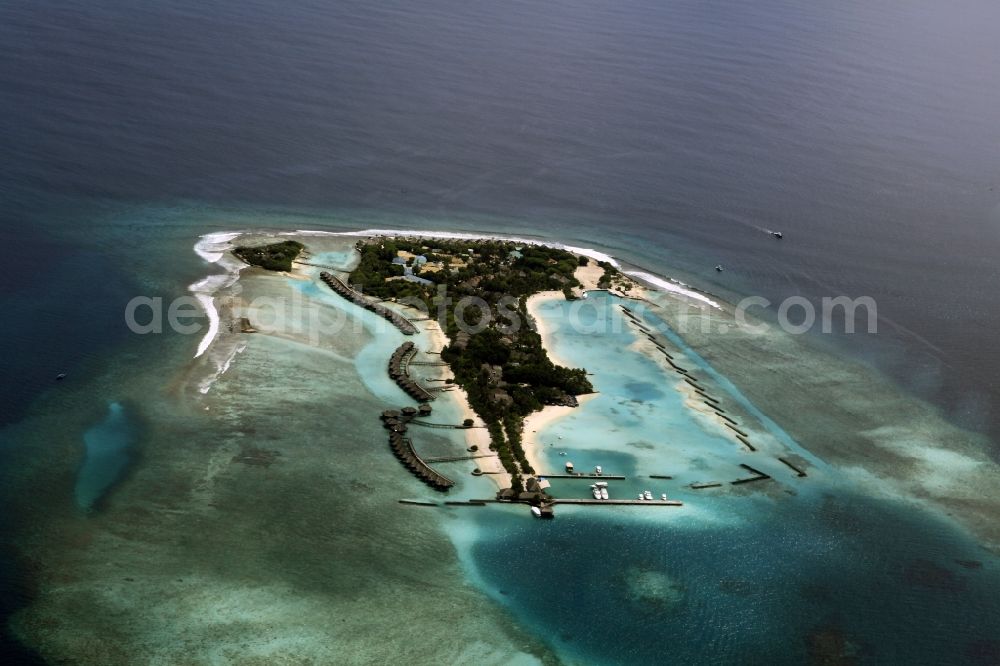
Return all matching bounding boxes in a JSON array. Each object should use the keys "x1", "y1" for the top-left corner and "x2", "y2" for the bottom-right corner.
[
  {"x1": 348, "y1": 238, "x2": 593, "y2": 486},
  {"x1": 232, "y1": 240, "x2": 304, "y2": 272},
  {"x1": 596, "y1": 260, "x2": 619, "y2": 289}
]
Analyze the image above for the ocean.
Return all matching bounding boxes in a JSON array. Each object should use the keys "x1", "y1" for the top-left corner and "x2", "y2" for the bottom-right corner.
[{"x1": 2, "y1": 0, "x2": 1000, "y2": 662}]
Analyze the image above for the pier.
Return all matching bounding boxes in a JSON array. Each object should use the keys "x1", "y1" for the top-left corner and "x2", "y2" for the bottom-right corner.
[
  {"x1": 423, "y1": 453, "x2": 495, "y2": 463},
  {"x1": 537, "y1": 473, "x2": 627, "y2": 480},
  {"x1": 552, "y1": 498, "x2": 683, "y2": 507},
  {"x1": 320, "y1": 271, "x2": 418, "y2": 335}
]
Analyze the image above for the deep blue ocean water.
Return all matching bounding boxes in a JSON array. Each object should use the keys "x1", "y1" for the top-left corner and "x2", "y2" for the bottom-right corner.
[{"x1": 2, "y1": 0, "x2": 1000, "y2": 662}]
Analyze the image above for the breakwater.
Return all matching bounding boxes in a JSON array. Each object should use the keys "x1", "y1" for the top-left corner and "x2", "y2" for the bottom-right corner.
[{"x1": 320, "y1": 271, "x2": 417, "y2": 335}]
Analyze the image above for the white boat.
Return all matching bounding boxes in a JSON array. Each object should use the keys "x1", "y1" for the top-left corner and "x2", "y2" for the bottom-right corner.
[
  {"x1": 661, "y1": 493, "x2": 667, "y2": 501},
  {"x1": 643, "y1": 490, "x2": 653, "y2": 501},
  {"x1": 595, "y1": 465, "x2": 603, "y2": 475},
  {"x1": 591, "y1": 485, "x2": 602, "y2": 500},
  {"x1": 565, "y1": 461, "x2": 574, "y2": 473},
  {"x1": 600, "y1": 487, "x2": 609, "y2": 500},
  {"x1": 531, "y1": 506, "x2": 542, "y2": 518},
  {"x1": 638, "y1": 493, "x2": 644, "y2": 500}
]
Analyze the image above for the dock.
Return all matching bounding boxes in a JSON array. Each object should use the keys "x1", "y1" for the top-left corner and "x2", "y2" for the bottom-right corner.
[
  {"x1": 538, "y1": 473, "x2": 626, "y2": 480},
  {"x1": 551, "y1": 498, "x2": 683, "y2": 507},
  {"x1": 423, "y1": 453, "x2": 495, "y2": 463},
  {"x1": 320, "y1": 271, "x2": 418, "y2": 335},
  {"x1": 690, "y1": 482, "x2": 723, "y2": 489}
]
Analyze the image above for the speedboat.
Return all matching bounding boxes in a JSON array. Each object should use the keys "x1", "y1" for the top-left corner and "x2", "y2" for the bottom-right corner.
[
  {"x1": 772, "y1": 231, "x2": 783, "y2": 239},
  {"x1": 643, "y1": 490, "x2": 653, "y2": 501},
  {"x1": 531, "y1": 506, "x2": 542, "y2": 518},
  {"x1": 595, "y1": 465, "x2": 603, "y2": 475},
  {"x1": 715, "y1": 264, "x2": 724, "y2": 272},
  {"x1": 661, "y1": 493, "x2": 667, "y2": 501},
  {"x1": 591, "y1": 485, "x2": 602, "y2": 500},
  {"x1": 600, "y1": 487, "x2": 609, "y2": 500},
  {"x1": 638, "y1": 493, "x2": 644, "y2": 500}
]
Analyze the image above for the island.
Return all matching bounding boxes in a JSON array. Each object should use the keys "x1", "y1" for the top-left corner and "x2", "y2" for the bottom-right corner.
[{"x1": 349, "y1": 237, "x2": 594, "y2": 493}]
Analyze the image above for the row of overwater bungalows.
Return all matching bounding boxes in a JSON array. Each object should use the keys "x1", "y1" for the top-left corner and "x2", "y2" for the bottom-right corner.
[
  {"x1": 388, "y1": 342, "x2": 435, "y2": 402},
  {"x1": 320, "y1": 271, "x2": 417, "y2": 335},
  {"x1": 380, "y1": 410, "x2": 453, "y2": 490}
]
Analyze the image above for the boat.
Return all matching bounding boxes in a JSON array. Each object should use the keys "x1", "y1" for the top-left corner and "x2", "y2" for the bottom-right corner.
[
  {"x1": 600, "y1": 487, "x2": 609, "y2": 500},
  {"x1": 565, "y1": 461, "x2": 575, "y2": 473},
  {"x1": 55, "y1": 373, "x2": 66, "y2": 381},
  {"x1": 661, "y1": 493, "x2": 667, "y2": 501},
  {"x1": 591, "y1": 485, "x2": 602, "y2": 500},
  {"x1": 595, "y1": 465, "x2": 603, "y2": 475},
  {"x1": 643, "y1": 490, "x2": 653, "y2": 501},
  {"x1": 771, "y1": 231, "x2": 783, "y2": 239},
  {"x1": 715, "y1": 264, "x2": 724, "y2": 272},
  {"x1": 530, "y1": 506, "x2": 542, "y2": 518},
  {"x1": 638, "y1": 493, "x2": 644, "y2": 500}
]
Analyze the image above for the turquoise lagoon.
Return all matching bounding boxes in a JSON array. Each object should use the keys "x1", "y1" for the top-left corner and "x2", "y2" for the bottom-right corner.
[
  {"x1": 6, "y1": 222, "x2": 1000, "y2": 664},
  {"x1": 451, "y1": 292, "x2": 1000, "y2": 664}
]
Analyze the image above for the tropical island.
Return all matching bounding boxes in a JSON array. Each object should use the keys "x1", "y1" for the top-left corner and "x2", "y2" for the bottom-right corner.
[
  {"x1": 232, "y1": 239, "x2": 304, "y2": 271},
  {"x1": 349, "y1": 237, "x2": 594, "y2": 492}
]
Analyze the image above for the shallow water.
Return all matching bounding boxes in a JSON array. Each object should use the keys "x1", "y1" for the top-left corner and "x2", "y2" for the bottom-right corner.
[
  {"x1": 73, "y1": 401, "x2": 138, "y2": 511},
  {"x1": 457, "y1": 293, "x2": 1000, "y2": 664}
]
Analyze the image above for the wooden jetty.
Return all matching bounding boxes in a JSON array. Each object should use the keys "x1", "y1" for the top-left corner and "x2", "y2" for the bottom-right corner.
[
  {"x1": 690, "y1": 482, "x2": 723, "y2": 489},
  {"x1": 320, "y1": 271, "x2": 418, "y2": 335},
  {"x1": 538, "y1": 473, "x2": 626, "y2": 480},
  {"x1": 408, "y1": 420, "x2": 477, "y2": 429},
  {"x1": 423, "y1": 453, "x2": 495, "y2": 463},
  {"x1": 778, "y1": 457, "x2": 808, "y2": 477},
  {"x1": 552, "y1": 498, "x2": 683, "y2": 507},
  {"x1": 398, "y1": 499, "x2": 438, "y2": 506}
]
